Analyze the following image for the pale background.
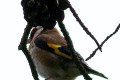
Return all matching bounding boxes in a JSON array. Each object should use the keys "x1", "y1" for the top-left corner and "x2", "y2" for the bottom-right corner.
[{"x1": 0, "y1": 0, "x2": 120, "y2": 80}]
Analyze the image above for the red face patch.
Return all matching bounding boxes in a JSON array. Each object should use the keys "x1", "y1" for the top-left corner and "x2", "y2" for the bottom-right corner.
[{"x1": 30, "y1": 27, "x2": 38, "y2": 39}]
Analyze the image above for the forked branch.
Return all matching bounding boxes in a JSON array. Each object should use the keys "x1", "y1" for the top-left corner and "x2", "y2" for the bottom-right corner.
[{"x1": 86, "y1": 24, "x2": 120, "y2": 61}]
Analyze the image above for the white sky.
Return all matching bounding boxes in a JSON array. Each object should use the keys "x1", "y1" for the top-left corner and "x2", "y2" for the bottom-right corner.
[{"x1": 0, "y1": 0, "x2": 120, "y2": 80}]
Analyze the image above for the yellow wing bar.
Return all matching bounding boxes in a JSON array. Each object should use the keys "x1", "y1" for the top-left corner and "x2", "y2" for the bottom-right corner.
[{"x1": 47, "y1": 43, "x2": 72, "y2": 60}]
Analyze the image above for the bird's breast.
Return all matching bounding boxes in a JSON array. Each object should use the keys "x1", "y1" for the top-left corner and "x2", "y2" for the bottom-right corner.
[
  {"x1": 29, "y1": 43, "x2": 59, "y2": 68},
  {"x1": 29, "y1": 44, "x2": 66, "y2": 78}
]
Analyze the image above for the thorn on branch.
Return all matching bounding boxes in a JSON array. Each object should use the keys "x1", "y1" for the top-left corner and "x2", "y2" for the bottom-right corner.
[{"x1": 86, "y1": 24, "x2": 120, "y2": 61}]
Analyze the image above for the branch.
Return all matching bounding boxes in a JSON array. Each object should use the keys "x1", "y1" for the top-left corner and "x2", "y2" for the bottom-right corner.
[
  {"x1": 58, "y1": 21, "x2": 92, "y2": 80},
  {"x1": 66, "y1": 0, "x2": 102, "y2": 52},
  {"x1": 18, "y1": 24, "x2": 39, "y2": 80},
  {"x1": 86, "y1": 24, "x2": 120, "y2": 61}
]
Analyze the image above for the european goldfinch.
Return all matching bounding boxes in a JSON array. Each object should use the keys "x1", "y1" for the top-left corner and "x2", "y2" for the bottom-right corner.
[{"x1": 27, "y1": 26, "x2": 108, "y2": 80}]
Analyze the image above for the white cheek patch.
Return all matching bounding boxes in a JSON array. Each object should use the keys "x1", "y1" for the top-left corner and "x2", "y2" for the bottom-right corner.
[{"x1": 34, "y1": 26, "x2": 44, "y2": 39}]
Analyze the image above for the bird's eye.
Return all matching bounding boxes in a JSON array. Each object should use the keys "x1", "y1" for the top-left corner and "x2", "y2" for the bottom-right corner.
[{"x1": 30, "y1": 27, "x2": 38, "y2": 39}]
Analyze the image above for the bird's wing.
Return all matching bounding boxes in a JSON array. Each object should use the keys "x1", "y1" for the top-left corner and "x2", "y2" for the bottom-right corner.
[
  {"x1": 34, "y1": 37, "x2": 86, "y2": 62},
  {"x1": 34, "y1": 38, "x2": 73, "y2": 60}
]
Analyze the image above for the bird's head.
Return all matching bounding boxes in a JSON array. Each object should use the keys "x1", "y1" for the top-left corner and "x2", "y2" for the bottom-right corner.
[{"x1": 27, "y1": 26, "x2": 44, "y2": 43}]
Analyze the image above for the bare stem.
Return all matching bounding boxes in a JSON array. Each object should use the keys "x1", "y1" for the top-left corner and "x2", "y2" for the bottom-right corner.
[
  {"x1": 86, "y1": 24, "x2": 120, "y2": 61},
  {"x1": 58, "y1": 21, "x2": 92, "y2": 80},
  {"x1": 18, "y1": 24, "x2": 39, "y2": 80},
  {"x1": 66, "y1": 0, "x2": 102, "y2": 52}
]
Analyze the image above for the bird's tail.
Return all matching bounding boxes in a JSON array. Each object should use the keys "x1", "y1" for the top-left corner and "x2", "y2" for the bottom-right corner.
[
  {"x1": 75, "y1": 52, "x2": 108, "y2": 79},
  {"x1": 86, "y1": 67, "x2": 108, "y2": 79}
]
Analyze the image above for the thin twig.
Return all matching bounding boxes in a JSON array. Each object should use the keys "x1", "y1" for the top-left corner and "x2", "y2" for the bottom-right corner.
[
  {"x1": 58, "y1": 21, "x2": 92, "y2": 80},
  {"x1": 86, "y1": 24, "x2": 120, "y2": 61},
  {"x1": 18, "y1": 24, "x2": 39, "y2": 80},
  {"x1": 66, "y1": 0, "x2": 102, "y2": 52}
]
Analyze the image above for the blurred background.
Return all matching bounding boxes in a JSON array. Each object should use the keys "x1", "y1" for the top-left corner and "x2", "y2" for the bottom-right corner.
[{"x1": 0, "y1": 0, "x2": 120, "y2": 80}]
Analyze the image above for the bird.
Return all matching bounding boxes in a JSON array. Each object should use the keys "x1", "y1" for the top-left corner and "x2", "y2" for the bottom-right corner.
[{"x1": 27, "y1": 26, "x2": 108, "y2": 80}]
